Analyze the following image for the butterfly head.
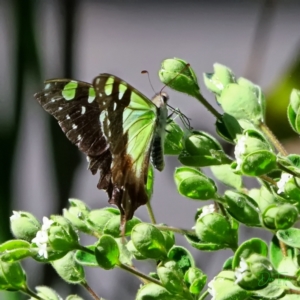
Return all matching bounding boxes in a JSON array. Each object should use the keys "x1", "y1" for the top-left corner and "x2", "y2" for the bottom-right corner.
[{"x1": 151, "y1": 92, "x2": 169, "y2": 108}]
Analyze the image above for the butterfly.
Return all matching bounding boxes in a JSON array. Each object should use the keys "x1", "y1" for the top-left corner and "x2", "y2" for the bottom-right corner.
[{"x1": 34, "y1": 74, "x2": 169, "y2": 233}]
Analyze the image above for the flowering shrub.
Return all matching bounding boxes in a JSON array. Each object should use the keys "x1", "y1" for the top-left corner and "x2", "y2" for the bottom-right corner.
[{"x1": 1, "y1": 58, "x2": 300, "y2": 299}]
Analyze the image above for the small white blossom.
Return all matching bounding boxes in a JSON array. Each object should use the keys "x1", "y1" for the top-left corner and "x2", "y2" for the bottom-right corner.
[
  {"x1": 32, "y1": 216, "x2": 53, "y2": 259},
  {"x1": 235, "y1": 257, "x2": 248, "y2": 284},
  {"x1": 10, "y1": 211, "x2": 21, "y2": 221},
  {"x1": 234, "y1": 136, "x2": 247, "y2": 169},
  {"x1": 32, "y1": 230, "x2": 49, "y2": 246},
  {"x1": 37, "y1": 243, "x2": 49, "y2": 259},
  {"x1": 41, "y1": 216, "x2": 54, "y2": 231},
  {"x1": 198, "y1": 204, "x2": 216, "y2": 219},
  {"x1": 277, "y1": 173, "x2": 293, "y2": 194}
]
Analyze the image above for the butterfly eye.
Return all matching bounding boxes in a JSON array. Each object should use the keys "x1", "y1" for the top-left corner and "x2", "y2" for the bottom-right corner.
[{"x1": 160, "y1": 92, "x2": 169, "y2": 103}]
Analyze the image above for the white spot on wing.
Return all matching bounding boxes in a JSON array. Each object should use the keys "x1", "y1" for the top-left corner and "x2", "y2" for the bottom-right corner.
[
  {"x1": 81, "y1": 106, "x2": 86, "y2": 114},
  {"x1": 58, "y1": 107, "x2": 63, "y2": 111},
  {"x1": 99, "y1": 92, "x2": 102, "y2": 97},
  {"x1": 66, "y1": 114, "x2": 70, "y2": 120},
  {"x1": 113, "y1": 102, "x2": 117, "y2": 111},
  {"x1": 72, "y1": 124, "x2": 78, "y2": 129},
  {"x1": 77, "y1": 134, "x2": 82, "y2": 140},
  {"x1": 86, "y1": 156, "x2": 90, "y2": 162},
  {"x1": 96, "y1": 78, "x2": 100, "y2": 85}
]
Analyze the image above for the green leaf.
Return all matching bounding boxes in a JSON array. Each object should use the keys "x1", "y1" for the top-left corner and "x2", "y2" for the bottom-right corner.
[
  {"x1": 184, "y1": 267, "x2": 207, "y2": 295},
  {"x1": 136, "y1": 283, "x2": 182, "y2": 300},
  {"x1": 33, "y1": 286, "x2": 63, "y2": 300},
  {"x1": 157, "y1": 261, "x2": 184, "y2": 294},
  {"x1": 87, "y1": 208, "x2": 119, "y2": 233},
  {"x1": 208, "y1": 271, "x2": 252, "y2": 300},
  {"x1": 95, "y1": 235, "x2": 120, "y2": 270},
  {"x1": 75, "y1": 245, "x2": 98, "y2": 267},
  {"x1": 164, "y1": 121, "x2": 184, "y2": 155},
  {"x1": 211, "y1": 164, "x2": 243, "y2": 189},
  {"x1": 195, "y1": 214, "x2": 238, "y2": 250},
  {"x1": 185, "y1": 234, "x2": 228, "y2": 251},
  {"x1": 277, "y1": 228, "x2": 300, "y2": 248},
  {"x1": 103, "y1": 215, "x2": 141, "y2": 237},
  {"x1": 0, "y1": 261, "x2": 27, "y2": 291},
  {"x1": 252, "y1": 279, "x2": 286, "y2": 299},
  {"x1": 160, "y1": 229, "x2": 175, "y2": 253},
  {"x1": 241, "y1": 150, "x2": 277, "y2": 176},
  {"x1": 277, "y1": 154, "x2": 300, "y2": 177},
  {"x1": 167, "y1": 246, "x2": 194, "y2": 274},
  {"x1": 174, "y1": 167, "x2": 217, "y2": 200},
  {"x1": 131, "y1": 223, "x2": 167, "y2": 259},
  {"x1": 215, "y1": 113, "x2": 242, "y2": 143},
  {"x1": 126, "y1": 240, "x2": 147, "y2": 260},
  {"x1": 232, "y1": 238, "x2": 268, "y2": 269},
  {"x1": 224, "y1": 190, "x2": 261, "y2": 227},
  {"x1": 51, "y1": 251, "x2": 85, "y2": 284},
  {"x1": 222, "y1": 257, "x2": 233, "y2": 270}
]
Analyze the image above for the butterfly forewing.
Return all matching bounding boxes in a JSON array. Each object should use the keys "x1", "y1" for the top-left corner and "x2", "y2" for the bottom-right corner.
[{"x1": 35, "y1": 79, "x2": 109, "y2": 157}]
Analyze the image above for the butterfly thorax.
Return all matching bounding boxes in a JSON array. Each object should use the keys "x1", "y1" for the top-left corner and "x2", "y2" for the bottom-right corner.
[{"x1": 150, "y1": 92, "x2": 168, "y2": 171}]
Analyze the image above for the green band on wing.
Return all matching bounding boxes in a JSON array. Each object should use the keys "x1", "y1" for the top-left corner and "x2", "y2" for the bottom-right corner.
[
  {"x1": 104, "y1": 77, "x2": 114, "y2": 96},
  {"x1": 88, "y1": 87, "x2": 96, "y2": 103},
  {"x1": 62, "y1": 81, "x2": 78, "y2": 100}
]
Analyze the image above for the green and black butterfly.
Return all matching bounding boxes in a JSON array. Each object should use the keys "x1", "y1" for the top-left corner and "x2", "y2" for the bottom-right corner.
[{"x1": 34, "y1": 74, "x2": 169, "y2": 232}]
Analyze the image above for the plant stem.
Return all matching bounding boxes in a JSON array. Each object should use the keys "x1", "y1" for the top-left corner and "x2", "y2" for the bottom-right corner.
[
  {"x1": 155, "y1": 225, "x2": 197, "y2": 237},
  {"x1": 195, "y1": 92, "x2": 222, "y2": 119},
  {"x1": 78, "y1": 245, "x2": 95, "y2": 255},
  {"x1": 259, "y1": 122, "x2": 288, "y2": 156},
  {"x1": 146, "y1": 201, "x2": 157, "y2": 224},
  {"x1": 119, "y1": 263, "x2": 163, "y2": 286},
  {"x1": 81, "y1": 281, "x2": 102, "y2": 300},
  {"x1": 21, "y1": 287, "x2": 44, "y2": 300}
]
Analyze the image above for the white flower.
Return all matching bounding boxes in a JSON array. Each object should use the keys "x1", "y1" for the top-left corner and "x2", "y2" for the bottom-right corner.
[
  {"x1": 37, "y1": 243, "x2": 48, "y2": 259},
  {"x1": 235, "y1": 257, "x2": 248, "y2": 284},
  {"x1": 32, "y1": 230, "x2": 49, "y2": 246},
  {"x1": 198, "y1": 204, "x2": 216, "y2": 219},
  {"x1": 277, "y1": 173, "x2": 293, "y2": 194},
  {"x1": 32, "y1": 216, "x2": 53, "y2": 259},
  {"x1": 32, "y1": 230, "x2": 50, "y2": 259},
  {"x1": 41, "y1": 216, "x2": 54, "y2": 231},
  {"x1": 10, "y1": 211, "x2": 21, "y2": 221},
  {"x1": 234, "y1": 136, "x2": 247, "y2": 169}
]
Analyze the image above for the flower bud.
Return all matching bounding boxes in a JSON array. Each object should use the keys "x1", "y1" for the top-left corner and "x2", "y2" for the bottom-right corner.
[
  {"x1": 203, "y1": 63, "x2": 236, "y2": 96},
  {"x1": 159, "y1": 58, "x2": 201, "y2": 99},
  {"x1": 235, "y1": 254, "x2": 276, "y2": 290},
  {"x1": 262, "y1": 204, "x2": 298, "y2": 230},
  {"x1": 63, "y1": 199, "x2": 91, "y2": 233},
  {"x1": 233, "y1": 133, "x2": 276, "y2": 176},
  {"x1": 179, "y1": 131, "x2": 230, "y2": 167},
  {"x1": 10, "y1": 211, "x2": 41, "y2": 242}
]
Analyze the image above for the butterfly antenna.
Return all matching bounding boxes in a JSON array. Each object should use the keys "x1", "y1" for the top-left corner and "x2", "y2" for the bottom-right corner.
[{"x1": 141, "y1": 70, "x2": 156, "y2": 95}]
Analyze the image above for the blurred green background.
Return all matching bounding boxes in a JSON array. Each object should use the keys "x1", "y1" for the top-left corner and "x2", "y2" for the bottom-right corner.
[{"x1": 1, "y1": 0, "x2": 300, "y2": 299}]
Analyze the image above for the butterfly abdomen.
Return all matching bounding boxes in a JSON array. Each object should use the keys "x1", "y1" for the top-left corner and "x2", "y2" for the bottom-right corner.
[{"x1": 151, "y1": 134, "x2": 164, "y2": 171}]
